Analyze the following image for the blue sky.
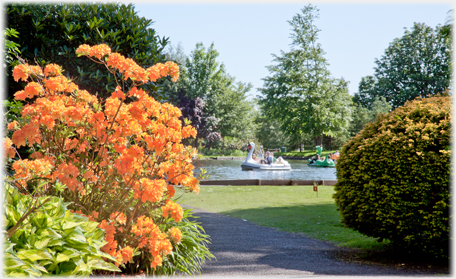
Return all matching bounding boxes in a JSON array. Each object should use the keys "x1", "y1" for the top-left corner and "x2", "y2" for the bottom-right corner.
[{"x1": 134, "y1": 3, "x2": 452, "y2": 99}]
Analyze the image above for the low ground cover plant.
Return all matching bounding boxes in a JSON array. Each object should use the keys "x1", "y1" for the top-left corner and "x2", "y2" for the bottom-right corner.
[
  {"x1": 4, "y1": 44, "x2": 212, "y2": 275},
  {"x1": 4, "y1": 183, "x2": 120, "y2": 276},
  {"x1": 334, "y1": 95, "x2": 451, "y2": 258}
]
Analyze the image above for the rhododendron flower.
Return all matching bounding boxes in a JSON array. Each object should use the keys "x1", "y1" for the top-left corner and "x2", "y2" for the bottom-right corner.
[
  {"x1": 14, "y1": 90, "x2": 27, "y2": 101},
  {"x1": 120, "y1": 246, "x2": 134, "y2": 264},
  {"x1": 89, "y1": 44, "x2": 111, "y2": 59},
  {"x1": 150, "y1": 254, "x2": 162, "y2": 268},
  {"x1": 4, "y1": 137, "x2": 16, "y2": 158},
  {"x1": 111, "y1": 86, "x2": 126, "y2": 100},
  {"x1": 133, "y1": 178, "x2": 166, "y2": 203},
  {"x1": 162, "y1": 200, "x2": 183, "y2": 222},
  {"x1": 12, "y1": 63, "x2": 29, "y2": 82},
  {"x1": 12, "y1": 158, "x2": 53, "y2": 188},
  {"x1": 92, "y1": 211, "x2": 99, "y2": 219},
  {"x1": 75, "y1": 44, "x2": 91, "y2": 56},
  {"x1": 29, "y1": 65, "x2": 43, "y2": 77},
  {"x1": 110, "y1": 212, "x2": 126, "y2": 225},
  {"x1": 7, "y1": 121, "x2": 19, "y2": 131},
  {"x1": 169, "y1": 227, "x2": 182, "y2": 243},
  {"x1": 44, "y1": 63, "x2": 62, "y2": 77},
  {"x1": 54, "y1": 163, "x2": 82, "y2": 192},
  {"x1": 24, "y1": 82, "x2": 44, "y2": 99}
]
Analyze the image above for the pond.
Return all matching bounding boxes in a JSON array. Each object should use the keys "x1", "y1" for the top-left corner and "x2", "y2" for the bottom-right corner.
[{"x1": 193, "y1": 159, "x2": 337, "y2": 181}]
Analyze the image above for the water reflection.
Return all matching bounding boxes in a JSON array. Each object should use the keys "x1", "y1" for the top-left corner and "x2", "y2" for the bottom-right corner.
[{"x1": 193, "y1": 159, "x2": 337, "y2": 180}]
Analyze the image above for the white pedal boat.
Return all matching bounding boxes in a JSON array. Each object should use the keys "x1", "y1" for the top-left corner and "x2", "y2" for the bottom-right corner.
[{"x1": 241, "y1": 142, "x2": 292, "y2": 171}]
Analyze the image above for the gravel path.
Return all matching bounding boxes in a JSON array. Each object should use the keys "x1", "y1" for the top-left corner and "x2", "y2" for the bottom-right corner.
[{"x1": 189, "y1": 207, "x2": 444, "y2": 277}]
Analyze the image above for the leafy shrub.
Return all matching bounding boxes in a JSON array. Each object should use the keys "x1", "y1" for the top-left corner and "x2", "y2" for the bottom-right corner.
[
  {"x1": 6, "y1": 3, "x2": 169, "y2": 100},
  {"x1": 333, "y1": 95, "x2": 451, "y2": 258},
  {"x1": 5, "y1": 44, "x2": 211, "y2": 275},
  {"x1": 4, "y1": 183, "x2": 120, "y2": 277}
]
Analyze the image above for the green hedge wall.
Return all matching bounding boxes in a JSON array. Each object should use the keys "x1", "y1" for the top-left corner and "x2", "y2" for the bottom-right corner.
[{"x1": 333, "y1": 95, "x2": 451, "y2": 258}]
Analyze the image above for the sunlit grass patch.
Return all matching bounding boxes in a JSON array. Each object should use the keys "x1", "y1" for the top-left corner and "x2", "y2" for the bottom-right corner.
[{"x1": 175, "y1": 185, "x2": 390, "y2": 250}]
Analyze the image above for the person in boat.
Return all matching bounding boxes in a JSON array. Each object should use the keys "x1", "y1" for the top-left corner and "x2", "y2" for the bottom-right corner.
[
  {"x1": 267, "y1": 152, "x2": 274, "y2": 165},
  {"x1": 332, "y1": 150, "x2": 340, "y2": 161},
  {"x1": 260, "y1": 151, "x2": 270, "y2": 164},
  {"x1": 252, "y1": 153, "x2": 260, "y2": 162},
  {"x1": 311, "y1": 153, "x2": 320, "y2": 163}
]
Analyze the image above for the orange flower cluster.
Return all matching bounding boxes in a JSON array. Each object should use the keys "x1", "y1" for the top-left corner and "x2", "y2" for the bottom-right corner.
[
  {"x1": 76, "y1": 44, "x2": 111, "y2": 59},
  {"x1": 76, "y1": 44, "x2": 179, "y2": 85},
  {"x1": 12, "y1": 159, "x2": 53, "y2": 188},
  {"x1": 54, "y1": 163, "x2": 82, "y2": 193},
  {"x1": 14, "y1": 82, "x2": 44, "y2": 100},
  {"x1": 44, "y1": 64, "x2": 63, "y2": 77},
  {"x1": 110, "y1": 212, "x2": 127, "y2": 226},
  {"x1": 4, "y1": 137, "x2": 16, "y2": 158},
  {"x1": 12, "y1": 63, "x2": 43, "y2": 82},
  {"x1": 162, "y1": 200, "x2": 184, "y2": 222},
  {"x1": 131, "y1": 215, "x2": 173, "y2": 269},
  {"x1": 169, "y1": 227, "x2": 182, "y2": 243},
  {"x1": 133, "y1": 178, "x2": 166, "y2": 203},
  {"x1": 11, "y1": 123, "x2": 41, "y2": 148},
  {"x1": 7, "y1": 44, "x2": 200, "y2": 271},
  {"x1": 147, "y1": 61, "x2": 180, "y2": 82}
]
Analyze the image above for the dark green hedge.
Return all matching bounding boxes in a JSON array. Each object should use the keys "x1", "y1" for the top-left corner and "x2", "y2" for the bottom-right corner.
[
  {"x1": 7, "y1": 3, "x2": 169, "y2": 100},
  {"x1": 334, "y1": 95, "x2": 451, "y2": 258}
]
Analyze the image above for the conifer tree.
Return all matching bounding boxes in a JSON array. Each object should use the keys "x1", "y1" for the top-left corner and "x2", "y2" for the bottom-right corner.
[{"x1": 258, "y1": 4, "x2": 352, "y2": 146}]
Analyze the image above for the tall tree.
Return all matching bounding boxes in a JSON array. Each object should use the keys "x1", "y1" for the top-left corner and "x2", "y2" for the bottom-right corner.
[
  {"x1": 258, "y1": 5, "x2": 352, "y2": 146},
  {"x1": 213, "y1": 81, "x2": 256, "y2": 140},
  {"x1": 180, "y1": 42, "x2": 227, "y2": 107},
  {"x1": 354, "y1": 22, "x2": 452, "y2": 109},
  {"x1": 349, "y1": 96, "x2": 392, "y2": 137},
  {"x1": 171, "y1": 42, "x2": 256, "y2": 144}
]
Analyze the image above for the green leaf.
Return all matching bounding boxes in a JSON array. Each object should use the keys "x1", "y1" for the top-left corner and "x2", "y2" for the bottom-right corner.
[
  {"x1": 87, "y1": 258, "x2": 121, "y2": 272},
  {"x1": 17, "y1": 249, "x2": 53, "y2": 261},
  {"x1": 34, "y1": 237, "x2": 52, "y2": 249},
  {"x1": 3, "y1": 253, "x2": 26, "y2": 268},
  {"x1": 62, "y1": 221, "x2": 87, "y2": 230},
  {"x1": 62, "y1": 248, "x2": 82, "y2": 259},
  {"x1": 56, "y1": 253, "x2": 70, "y2": 263}
]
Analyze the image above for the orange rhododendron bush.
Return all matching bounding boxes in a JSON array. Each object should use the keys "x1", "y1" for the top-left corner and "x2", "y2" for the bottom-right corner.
[{"x1": 6, "y1": 44, "x2": 200, "y2": 272}]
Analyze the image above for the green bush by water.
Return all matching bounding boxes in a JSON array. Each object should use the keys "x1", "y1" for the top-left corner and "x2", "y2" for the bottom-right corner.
[{"x1": 334, "y1": 95, "x2": 450, "y2": 258}]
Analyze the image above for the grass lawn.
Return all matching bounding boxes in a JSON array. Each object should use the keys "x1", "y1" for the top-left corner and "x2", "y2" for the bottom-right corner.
[{"x1": 176, "y1": 185, "x2": 390, "y2": 251}]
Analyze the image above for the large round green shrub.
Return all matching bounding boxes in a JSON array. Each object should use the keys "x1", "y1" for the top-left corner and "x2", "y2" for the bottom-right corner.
[
  {"x1": 333, "y1": 95, "x2": 451, "y2": 257},
  {"x1": 6, "y1": 3, "x2": 169, "y2": 100}
]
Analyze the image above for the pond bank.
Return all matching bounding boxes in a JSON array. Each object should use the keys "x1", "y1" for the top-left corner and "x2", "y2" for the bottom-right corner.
[
  {"x1": 200, "y1": 179, "x2": 337, "y2": 186},
  {"x1": 196, "y1": 156, "x2": 313, "y2": 161}
]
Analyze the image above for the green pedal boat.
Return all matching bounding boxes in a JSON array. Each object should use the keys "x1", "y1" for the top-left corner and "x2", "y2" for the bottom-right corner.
[{"x1": 308, "y1": 146, "x2": 336, "y2": 168}]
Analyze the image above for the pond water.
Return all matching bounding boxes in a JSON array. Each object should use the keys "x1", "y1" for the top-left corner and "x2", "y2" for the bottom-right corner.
[{"x1": 193, "y1": 159, "x2": 337, "y2": 181}]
